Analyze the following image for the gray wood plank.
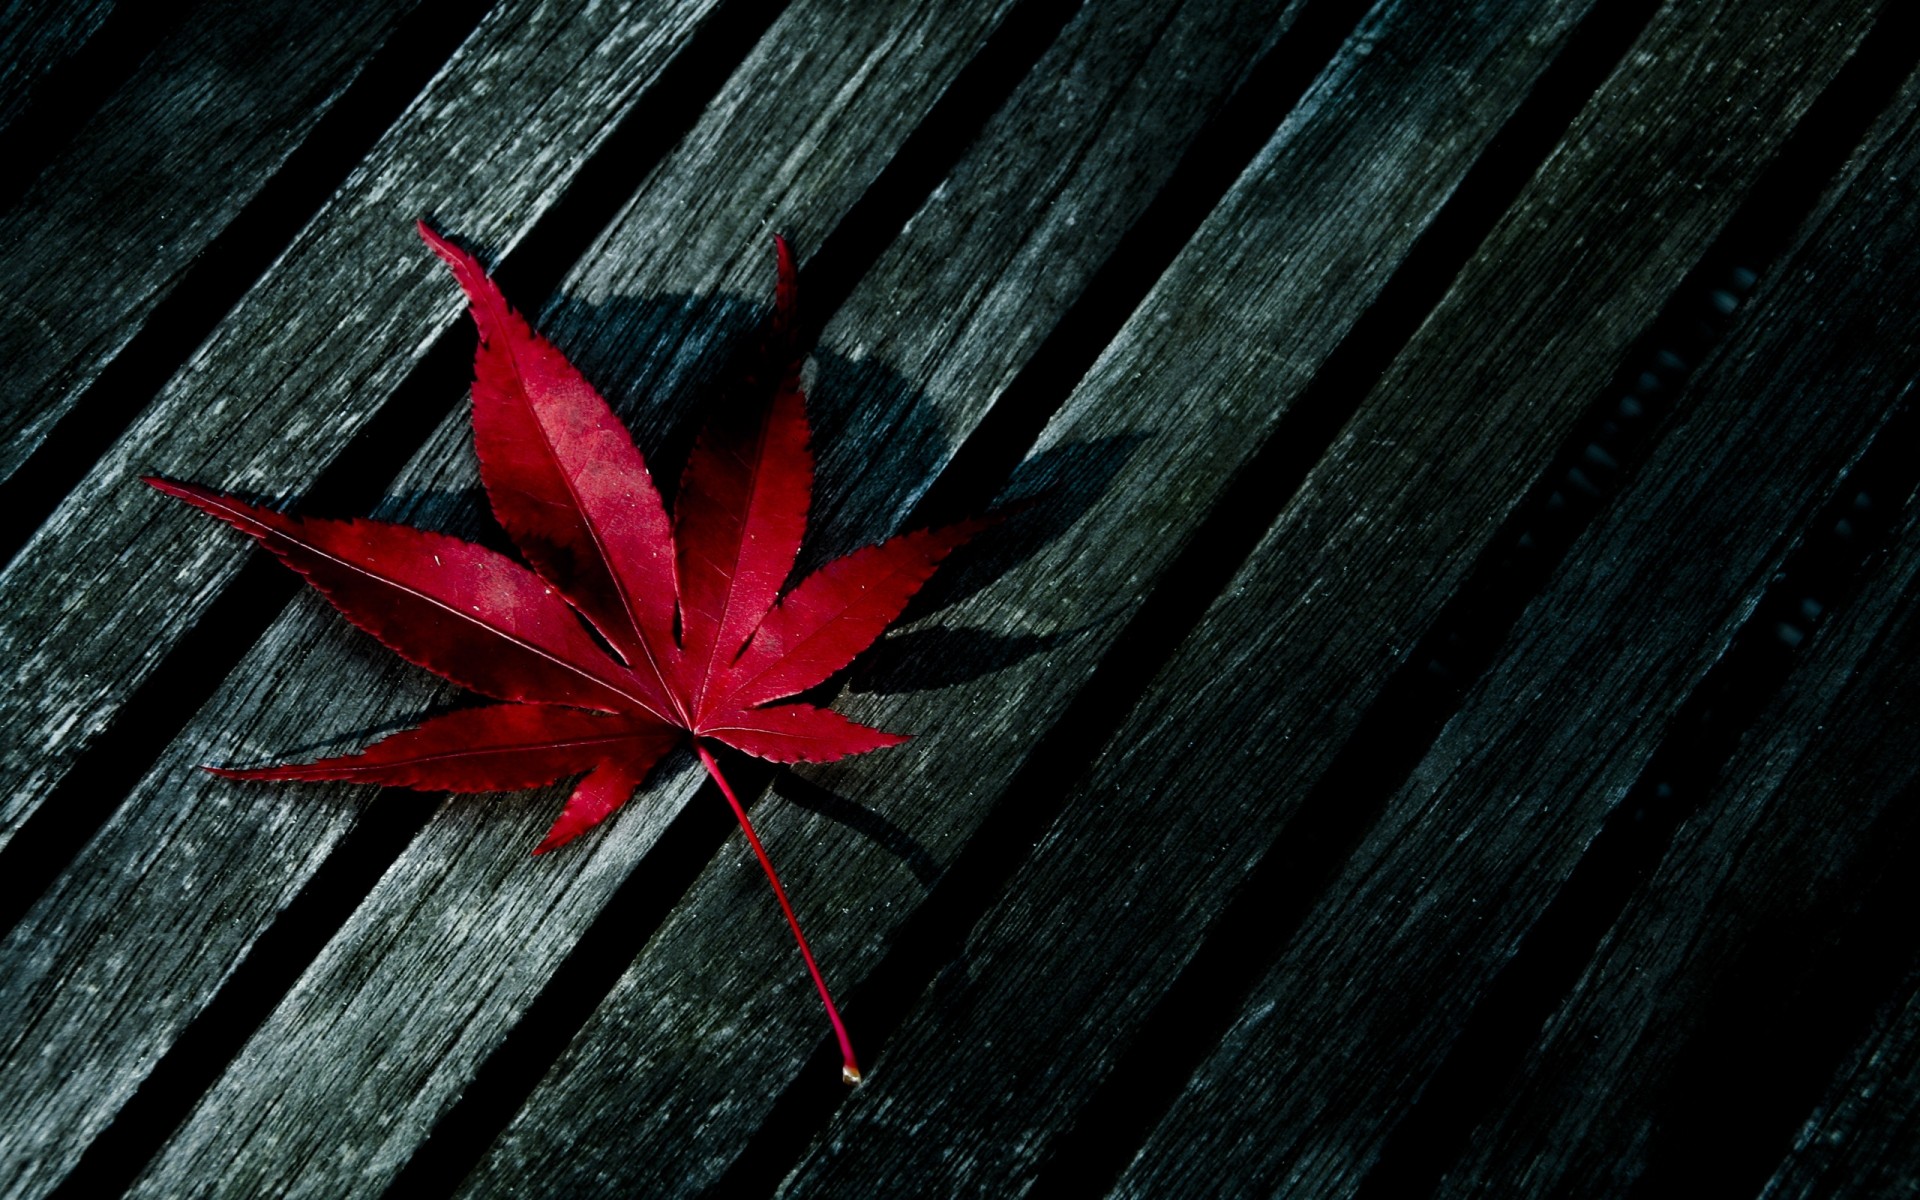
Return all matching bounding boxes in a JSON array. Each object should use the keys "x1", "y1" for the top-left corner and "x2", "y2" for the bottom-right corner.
[
  {"x1": 0, "y1": 0, "x2": 728, "y2": 853},
  {"x1": 1762, "y1": 961, "x2": 1920, "y2": 1199},
  {"x1": 1, "y1": 0, "x2": 1053, "y2": 1194},
  {"x1": 1103, "y1": 23, "x2": 1920, "y2": 1200},
  {"x1": 452, "y1": 0, "x2": 1632, "y2": 1194},
  {"x1": 123, "y1": 0, "x2": 1311, "y2": 1194},
  {"x1": 0, "y1": 3, "x2": 739, "y2": 1195},
  {"x1": 1431, "y1": 505, "x2": 1920, "y2": 1195},
  {"x1": 0, "y1": 0, "x2": 438, "y2": 483},
  {"x1": 0, "y1": 0, "x2": 115, "y2": 134},
  {"x1": 1418, "y1": 75, "x2": 1920, "y2": 1173},
  {"x1": 766, "y1": 0, "x2": 1896, "y2": 1195}
]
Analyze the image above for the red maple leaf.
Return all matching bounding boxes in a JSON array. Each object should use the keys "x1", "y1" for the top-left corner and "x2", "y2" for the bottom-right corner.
[{"x1": 147, "y1": 223, "x2": 983, "y2": 1084}]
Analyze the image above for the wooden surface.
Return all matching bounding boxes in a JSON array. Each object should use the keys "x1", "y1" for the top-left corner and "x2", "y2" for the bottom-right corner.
[{"x1": 3, "y1": 0, "x2": 1918, "y2": 1196}]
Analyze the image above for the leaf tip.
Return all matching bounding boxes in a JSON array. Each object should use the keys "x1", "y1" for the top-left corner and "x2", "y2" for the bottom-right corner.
[
  {"x1": 532, "y1": 823, "x2": 577, "y2": 857},
  {"x1": 418, "y1": 219, "x2": 483, "y2": 282}
]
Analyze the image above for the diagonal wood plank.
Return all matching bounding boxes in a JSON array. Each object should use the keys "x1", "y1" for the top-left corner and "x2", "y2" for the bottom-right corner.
[
  {"x1": 0, "y1": 0, "x2": 115, "y2": 136},
  {"x1": 1434, "y1": 501, "x2": 1920, "y2": 1195},
  {"x1": 768, "y1": 0, "x2": 1899, "y2": 1195},
  {"x1": 1761, "y1": 957, "x2": 1920, "y2": 1199},
  {"x1": 1104, "y1": 22, "x2": 1920, "y2": 1198},
  {"x1": 0, "y1": 0, "x2": 733, "y2": 853},
  {"x1": 0, "y1": 0, "x2": 1071, "y2": 1194},
  {"x1": 1420, "y1": 93, "x2": 1920, "y2": 1173},
  {"x1": 0, "y1": 0, "x2": 455, "y2": 485},
  {"x1": 122, "y1": 0, "x2": 1313, "y2": 1193},
  {"x1": 0, "y1": 2, "x2": 749, "y2": 1194},
  {"x1": 451, "y1": 0, "x2": 1644, "y2": 1193}
]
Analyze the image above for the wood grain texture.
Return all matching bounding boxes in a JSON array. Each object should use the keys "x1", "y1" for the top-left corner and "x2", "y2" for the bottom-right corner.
[
  {"x1": 109, "y1": 0, "x2": 1030, "y2": 1193},
  {"x1": 0, "y1": 3, "x2": 735, "y2": 1194},
  {"x1": 0, "y1": 0, "x2": 727, "y2": 853},
  {"x1": 456, "y1": 0, "x2": 1625, "y2": 1194},
  {"x1": 774, "y1": 0, "x2": 1895, "y2": 1195},
  {"x1": 124, "y1": 0, "x2": 1316, "y2": 1194},
  {"x1": 0, "y1": 0, "x2": 115, "y2": 135},
  {"x1": 1105, "y1": 14, "x2": 1915, "y2": 1198},
  {"x1": 1762, "y1": 960, "x2": 1920, "y2": 1199},
  {"x1": 1421, "y1": 81, "x2": 1920, "y2": 1185},
  {"x1": 0, "y1": 0, "x2": 435, "y2": 483},
  {"x1": 1434, "y1": 507, "x2": 1920, "y2": 1196}
]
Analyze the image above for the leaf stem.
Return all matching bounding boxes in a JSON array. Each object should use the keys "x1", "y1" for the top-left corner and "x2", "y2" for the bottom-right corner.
[{"x1": 696, "y1": 741, "x2": 861, "y2": 1085}]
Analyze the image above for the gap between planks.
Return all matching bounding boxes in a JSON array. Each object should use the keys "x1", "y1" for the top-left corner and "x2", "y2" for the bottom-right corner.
[{"x1": 767, "y1": 0, "x2": 1903, "y2": 1194}]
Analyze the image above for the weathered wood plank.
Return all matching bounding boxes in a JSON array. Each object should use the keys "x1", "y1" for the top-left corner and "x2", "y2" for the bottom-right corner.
[
  {"x1": 0, "y1": 0, "x2": 447, "y2": 484},
  {"x1": 1762, "y1": 960, "x2": 1920, "y2": 1199},
  {"x1": 1103, "y1": 23, "x2": 1920, "y2": 1199},
  {"x1": 0, "y1": 2, "x2": 740, "y2": 1193},
  {"x1": 0, "y1": 0, "x2": 731, "y2": 851},
  {"x1": 123, "y1": 0, "x2": 1313, "y2": 1193},
  {"x1": 1418, "y1": 93, "x2": 1920, "y2": 1175},
  {"x1": 1432, "y1": 500, "x2": 1920, "y2": 1194},
  {"x1": 0, "y1": 0, "x2": 115, "y2": 135},
  {"x1": 0, "y1": 0, "x2": 1059, "y2": 1190},
  {"x1": 767, "y1": 0, "x2": 1896, "y2": 1194},
  {"x1": 452, "y1": 0, "x2": 1635, "y2": 1194}
]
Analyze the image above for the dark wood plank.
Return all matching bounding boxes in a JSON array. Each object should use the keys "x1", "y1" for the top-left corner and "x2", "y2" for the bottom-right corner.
[
  {"x1": 1432, "y1": 503, "x2": 1920, "y2": 1194},
  {"x1": 1106, "y1": 24, "x2": 1920, "y2": 1199},
  {"x1": 122, "y1": 0, "x2": 1313, "y2": 1193},
  {"x1": 0, "y1": 0, "x2": 442, "y2": 483},
  {"x1": 0, "y1": 3, "x2": 740, "y2": 1192},
  {"x1": 0, "y1": 0, "x2": 115, "y2": 134},
  {"x1": 767, "y1": 0, "x2": 1897, "y2": 1194},
  {"x1": 0, "y1": 0, "x2": 729, "y2": 852},
  {"x1": 1761, "y1": 960, "x2": 1920, "y2": 1199},
  {"x1": 1418, "y1": 80, "x2": 1920, "y2": 1172},
  {"x1": 451, "y1": 0, "x2": 1638, "y2": 1193}
]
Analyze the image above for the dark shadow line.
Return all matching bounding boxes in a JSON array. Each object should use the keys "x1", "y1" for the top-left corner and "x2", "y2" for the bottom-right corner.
[
  {"x1": 904, "y1": 0, "x2": 1372, "y2": 530},
  {"x1": 0, "y1": 0, "x2": 789, "y2": 1191},
  {"x1": 1628, "y1": 768, "x2": 1920, "y2": 1199},
  {"x1": 795, "y1": 0, "x2": 1091, "y2": 332},
  {"x1": 43, "y1": 792, "x2": 442, "y2": 1200},
  {"x1": 0, "y1": 0, "x2": 498, "y2": 565},
  {"x1": 378, "y1": 751, "x2": 755, "y2": 1200},
  {"x1": 0, "y1": 1, "x2": 192, "y2": 213},
  {"x1": 774, "y1": 772, "x2": 942, "y2": 888}
]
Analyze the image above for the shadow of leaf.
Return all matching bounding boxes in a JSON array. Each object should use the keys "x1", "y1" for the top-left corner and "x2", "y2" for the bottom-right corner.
[
  {"x1": 910, "y1": 431, "x2": 1149, "y2": 618},
  {"x1": 773, "y1": 771, "x2": 942, "y2": 888},
  {"x1": 850, "y1": 625, "x2": 1063, "y2": 695}
]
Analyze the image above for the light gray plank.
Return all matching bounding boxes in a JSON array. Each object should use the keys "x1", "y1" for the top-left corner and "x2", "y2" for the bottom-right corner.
[
  {"x1": 766, "y1": 0, "x2": 1898, "y2": 1195},
  {"x1": 127, "y1": 0, "x2": 1312, "y2": 1193},
  {"x1": 0, "y1": 2, "x2": 738, "y2": 1195},
  {"x1": 456, "y1": 0, "x2": 1629, "y2": 1194},
  {"x1": 0, "y1": 0, "x2": 728, "y2": 852},
  {"x1": 1104, "y1": 17, "x2": 1918, "y2": 1199},
  {"x1": 0, "y1": 0, "x2": 440, "y2": 483}
]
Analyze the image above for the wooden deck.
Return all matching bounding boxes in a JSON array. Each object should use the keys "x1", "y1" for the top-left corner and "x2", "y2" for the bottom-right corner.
[{"x1": 4, "y1": 0, "x2": 1919, "y2": 1195}]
